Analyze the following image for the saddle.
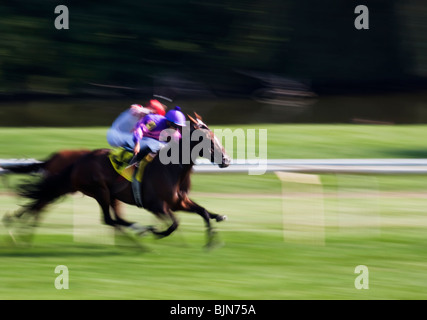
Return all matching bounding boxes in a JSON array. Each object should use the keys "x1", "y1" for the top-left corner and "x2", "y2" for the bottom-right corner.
[{"x1": 108, "y1": 147, "x2": 154, "y2": 207}]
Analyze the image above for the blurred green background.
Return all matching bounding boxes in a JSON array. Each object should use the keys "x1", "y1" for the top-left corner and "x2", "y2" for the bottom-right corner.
[{"x1": 1, "y1": 0, "x2": 427, "y2": 125}]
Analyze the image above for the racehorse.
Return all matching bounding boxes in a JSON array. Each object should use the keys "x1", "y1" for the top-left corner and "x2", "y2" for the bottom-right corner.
[{"x1": 2, "y1": 113, "x2": 231, "y2": 246}]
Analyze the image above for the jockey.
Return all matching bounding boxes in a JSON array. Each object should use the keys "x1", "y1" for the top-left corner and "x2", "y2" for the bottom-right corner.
[
  {"x1": 130, "y1": 106, "x2": 186, "y2": 192},
  {"x1": 132, "y1": 106, "x2": 186, "y2": 161},
  {"x1": 106, "y1": 99, "x2": 167, "y2": 151}
]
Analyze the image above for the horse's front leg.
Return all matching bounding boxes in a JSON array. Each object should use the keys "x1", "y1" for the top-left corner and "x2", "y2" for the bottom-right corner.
[
  {"x1": 184, "y1": 199, "x2": 227, "y2": 223},
  {"x1": 179, "y1": 199, "x2": 225, "y2": 246},
  {"x1": 149, "y1": 208, "x2": 179, "y2": 239}
]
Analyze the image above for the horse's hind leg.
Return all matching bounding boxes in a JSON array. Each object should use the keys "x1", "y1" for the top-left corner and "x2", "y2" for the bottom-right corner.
[
  {"x1": 3, "y1": 200, "x2": 47, "y2": 245},
  {"x1": 3, "y1": 207, "x2": 27, "y2": 226},
  {"x1": 4, "y1": 197, "x2": 49, "y2": 225}
]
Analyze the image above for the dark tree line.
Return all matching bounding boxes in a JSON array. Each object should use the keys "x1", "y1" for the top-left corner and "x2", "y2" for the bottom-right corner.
[{"x1": 0, "y1": 0, "x2": 426, "y2": 99}]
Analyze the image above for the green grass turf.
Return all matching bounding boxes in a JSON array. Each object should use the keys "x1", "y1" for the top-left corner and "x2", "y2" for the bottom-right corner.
[
  {"x1": 0, "y1": 125, "x2": 427, "y2": 300},
  {"x1": 1, "y1": 193, "x2": 427, "y2": 300},
  {"x1": 1, "y1": 124, "x2": 427, "y2": 159}
]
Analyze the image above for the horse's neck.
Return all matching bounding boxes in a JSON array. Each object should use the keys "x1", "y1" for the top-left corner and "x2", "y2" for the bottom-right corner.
[
  {"x1": 173, "y1": 163, "x2": 194, "y2": 179},
  {"x1": 155, "y1": 139, "x2": 196, "y2": 184},
  {"x1": 177, "y1": 163, "x2": 193, "y2": 193},
  {"x1": 154, "y1": 153, "x2": 193, "y2": 181}
]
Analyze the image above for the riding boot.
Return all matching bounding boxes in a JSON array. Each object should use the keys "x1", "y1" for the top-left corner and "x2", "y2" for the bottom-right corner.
[
  {"x1": 135, "y1": 152, "x2": 155, "y2": 182},
  {"x1": 131, "y1": 153, "x2": 155, "y2": 208}
]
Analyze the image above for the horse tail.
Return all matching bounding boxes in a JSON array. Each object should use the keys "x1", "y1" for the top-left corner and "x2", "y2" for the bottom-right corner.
[
  {"x1": 17, "y1": 163, "x2": 75, "y2": 209},
  {"x1": 0, "y1": 161, "x2": 45, "y2": 174},
  {"x1": 1, "y1": 149, "x2": 90, "y2": 176}
]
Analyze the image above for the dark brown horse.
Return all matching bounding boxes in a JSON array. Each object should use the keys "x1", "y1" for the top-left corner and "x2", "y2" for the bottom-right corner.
[{"x1": 3, "y1": 114, "x2": 231, "y2": 246}]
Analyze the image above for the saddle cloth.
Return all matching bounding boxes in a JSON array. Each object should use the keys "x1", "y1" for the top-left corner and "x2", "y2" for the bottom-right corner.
[
  {"x1": 108, "y1": 147, "x2": 135, "y2": 182},
  {"x1": 108, "y1": 147, "x2": 152, "y2": 182}
]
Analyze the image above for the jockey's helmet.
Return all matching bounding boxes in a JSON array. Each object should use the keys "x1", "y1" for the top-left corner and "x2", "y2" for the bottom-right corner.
[
  {"x1": 166, "y1": 106, "x2": 186, "y2": 127},
  {"x1": 147, "y1": 99, "x2": 166, "y2": 116}
]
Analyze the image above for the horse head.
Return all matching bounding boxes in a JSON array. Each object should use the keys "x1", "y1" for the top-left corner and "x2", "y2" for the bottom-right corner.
[{"x1": 188, "y1": 113, "x2": 230, "y2": 168}]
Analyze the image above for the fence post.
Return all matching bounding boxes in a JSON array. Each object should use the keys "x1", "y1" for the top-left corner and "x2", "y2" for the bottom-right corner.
[{"x1": 275, "y1": 171, "x2": 325, "y2": 246}]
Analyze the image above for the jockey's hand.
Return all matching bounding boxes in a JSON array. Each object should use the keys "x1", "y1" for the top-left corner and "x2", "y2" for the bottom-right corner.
[{"x1": 134, "y1": 143, "x2": 140, "y2": 155}]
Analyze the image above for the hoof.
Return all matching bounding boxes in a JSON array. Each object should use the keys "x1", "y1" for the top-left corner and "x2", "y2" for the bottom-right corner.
[
  {"x1": 216, "y1": 215, "x2": 227, "y2": 222},
  {"x1": 128, "y1": 223, "x2": 152, "y2": 236},
  {"x1": 205, "y1": 235, "x2": 224, "y2": 251}
]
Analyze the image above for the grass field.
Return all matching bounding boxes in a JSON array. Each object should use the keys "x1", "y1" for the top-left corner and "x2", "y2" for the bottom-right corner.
[
  {"x1": 2, "y1": 124, "x2": 427, "y2": 159},
  {"x1": 1, "y1": 124, "x2": 427, "y2": 300}
]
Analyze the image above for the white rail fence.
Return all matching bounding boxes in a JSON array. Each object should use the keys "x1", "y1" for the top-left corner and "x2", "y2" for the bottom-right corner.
[
  {"x1": 2, "y1": 158, "x2": 427, "y2": 174},
  {"x1": 195, "y1": 159, "x2": 427, "y2": 174}
]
